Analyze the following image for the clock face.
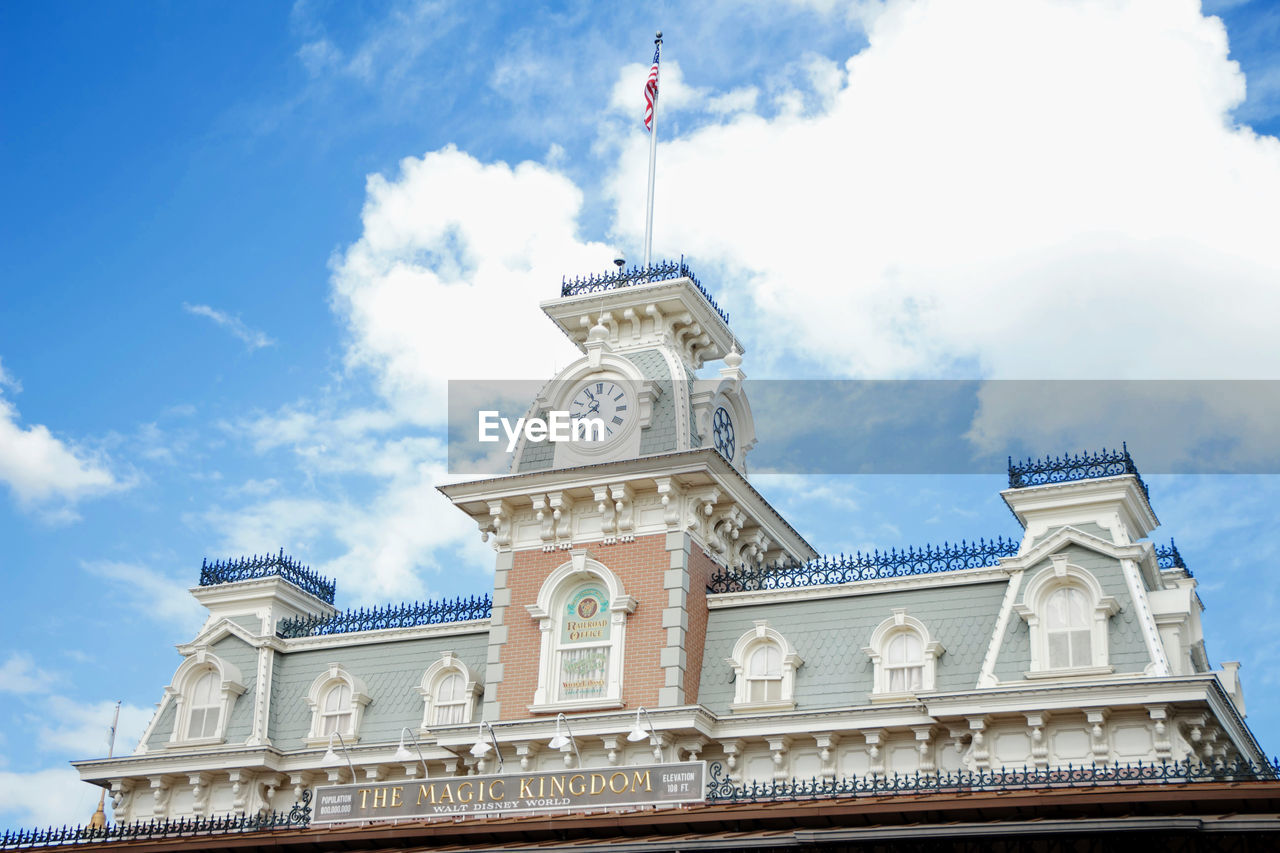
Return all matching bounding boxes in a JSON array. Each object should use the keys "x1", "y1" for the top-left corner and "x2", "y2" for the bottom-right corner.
[
  {"x1": 713, "y1": 406, "x2": 735, "y2": 460},
  {"x1": 569, "y1": 381, "x2": 631, "y2": 442}
]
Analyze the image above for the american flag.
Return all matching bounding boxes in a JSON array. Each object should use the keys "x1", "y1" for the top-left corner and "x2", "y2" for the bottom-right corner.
[{"x1": 644, "y1": 44, "x2": 660, "y2": 132}]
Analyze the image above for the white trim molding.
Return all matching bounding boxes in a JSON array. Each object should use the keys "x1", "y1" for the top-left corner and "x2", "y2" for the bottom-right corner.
[
  {"x1": 165, "y1": 650, "x2": 246, "y2": 748},
  {"x1": 303, "y1": 664, "x2": 371, "y2": 745},
  {"x1": 1014, "y1": 555, "x2": 1119, "y2": 677},
  {"x1": 727, "y1": 620, "x2": 803, "y2": 712},
  {"x1": 863, "y1": 608, "x2": 944, "y2": 700},
  {"x1": 416, "y1": 652, "x2": 482, "y2": 728}
]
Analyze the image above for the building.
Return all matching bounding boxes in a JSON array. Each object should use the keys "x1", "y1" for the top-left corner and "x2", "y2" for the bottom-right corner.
[{"x1": 55, "y1": 262, "x2": 1275, "y2": 848}]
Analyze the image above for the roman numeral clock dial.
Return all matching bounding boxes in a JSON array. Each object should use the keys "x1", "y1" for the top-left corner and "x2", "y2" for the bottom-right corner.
[{"x1": 570, "y1": 381, "x2": 630, "y2": 442}]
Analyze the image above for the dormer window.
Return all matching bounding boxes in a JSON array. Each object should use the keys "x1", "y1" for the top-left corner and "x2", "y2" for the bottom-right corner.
[
  {"x1": 884, "y1": 631, "x2": 925, "y2": 693},
  {"x1": 305, "y1": 664, "x2": 371, "y2": 744},
  {"x1": 1014, "y1": 555, "x2": 1120, "y2": 678},
  {"x1": 864, "y1": 609, "x2": 944, "y2": 699},
  {"x1": 186, "y1": 671, "x2": 222, "y2": 739},
  {"x1": 728, "y1": 621, "x2": 803, "y2": 712},
  {"x1": 746, "y1": 642, "x2": 783, "y2": 702},
  {"x1": 165, "y1": 650, "x2": 245, "y2": 746},
  {"x1": 417, "y1": 652, "x2": 481, "y2": 728},
  {"x1": 319, "y1": 682, "x2": 353, "y2": 735},
  {"x1": 1045, "y1": 586, "x2": 1092, "y2": 668}
]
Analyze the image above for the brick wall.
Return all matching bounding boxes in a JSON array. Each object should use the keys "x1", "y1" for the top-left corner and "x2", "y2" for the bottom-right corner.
[
  {"x1": 497, "y1": 534, "x2": 671, "y2": 720},
  {"x1": 683, "y1": 545, "x2": 717, "y2": 703}
]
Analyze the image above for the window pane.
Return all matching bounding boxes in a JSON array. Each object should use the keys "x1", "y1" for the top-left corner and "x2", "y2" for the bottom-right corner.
[
  {"x1": 888, "y1": 667, "x2": 905, "y2": 692},
  {"x1": 324, "y1": 683, "x2": 351, "y2": 712},
  {"x1": 559, "y1": 647, "x2": 609, "y2": 700},
  {"x1": 907, "y1": 666, "x2": 923, "y2": 691},
  {"x1": 887, "y1": 632, "x2": 922, "y2": 665},
  {"x1": 765, "y1": 679, "x2": 781, "y2": 702},
  {"x1": 1048, "y1": 632, "x2": 1070, "y2": 668},
  {"x1": 434, "y1": 702, "x2": 465, "y2": 726},
  {"x1": 436, "y1": 672, "x2": 462, "y2": 703},
  {"x1": 1047, "y1": 587, "x2": 1090, "y2": 630},
  {"x1": 1070, "y1": 629, "x2": 1091, "y2": 666},
  {"x1": 192, "y1": 672, "x2": 217, "y2": 705},
  {"x1": 749, "y1": 644, "x2": 782, "y2": 678},
  {"x1": 748, "y1": 680, "x2": 764, "y2": 703}
]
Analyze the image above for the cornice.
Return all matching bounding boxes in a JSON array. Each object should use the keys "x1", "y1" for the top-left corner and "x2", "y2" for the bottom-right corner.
[{"x1": 439, "y1": 448, "x2": 816, "y2": 561}]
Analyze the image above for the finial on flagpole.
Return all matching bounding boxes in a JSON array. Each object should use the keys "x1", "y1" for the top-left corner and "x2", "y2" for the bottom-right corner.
[{"x1": 655, "y1": 31, "x2": 662, "y2": 42}]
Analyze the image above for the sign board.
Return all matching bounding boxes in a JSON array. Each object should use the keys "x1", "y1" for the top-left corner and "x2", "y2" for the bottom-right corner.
[{"x1": 312, "y1": 761, "x2": 705, "y2": 824}]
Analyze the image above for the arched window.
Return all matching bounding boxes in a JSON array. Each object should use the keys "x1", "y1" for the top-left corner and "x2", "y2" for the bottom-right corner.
[
  {"x1": 884, "y1": 631, "x2": 924, "y2": 693},
  {"x1": 433, "y1": 673, "x2": 466, "y2": 724},
  {"x1": 728, "y1": 621, "x2": 803, "y2": 711},
  {"x1": 186, "y1": 670, "x2": 222, "y2": 739},
  {"x1": 1045, "y1": 586, "x2": 1092, "y2": 669},
  {"x1": 526, "y1": 552, "x2": 636, "y2": 712},
  {"x1": 305, "y1": 665, "x2": 371, "y2": 744},
  {"x1": 746, "y1": 643, "x2": 782, "y2": 702},
  {"x1": 1014, "y1": 556, "x2": 1119, "y2": 677},
  {"x1": 165, "y1": 650, "x2": 245, "y2": 745},
  {"x1": 417, "y1": 652, "x2": 481, "y2": 728},
  {"x1": 319, "y1": 682, "x2": 353, "y2": 735},
  {"x1": 864, "y1": 609, "x2": 944, "y2": 698}
]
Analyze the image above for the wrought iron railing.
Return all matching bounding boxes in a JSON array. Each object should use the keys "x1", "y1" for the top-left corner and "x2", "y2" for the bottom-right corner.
[
  {"x1": 199, "y1": 549, "x2": 335, "y2": 605},
  {"x1": 1155, "y1": 538, "x2": 1190, "y2": 575},
  {"x1": 704, "y1": 757, "x2": 1280, "y2": 803},
  {"x1": 276, "y1": 594, "x2": 492, "y2": 638},
  {"x1": 7, "y1": 760, "x2": 1279, "y2": 845},
  {"x1": 1008, "y1": 443, "x2": 1149, "y2": 502},
  {"x1": 707, "y1": 537, "x2": 1019, "y2": 594},
  {"x1": 560, "y1": 258, "x2": 729, "y2": 325},
  {"x1": 0, "y1": 791, "x2": 310, "y2": 849}
]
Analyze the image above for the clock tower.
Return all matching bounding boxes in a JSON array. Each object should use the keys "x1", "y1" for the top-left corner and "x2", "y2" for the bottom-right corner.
[
  {"x1": 440, "y1": 260, "x2": 815, "y2": 723},
  {"x1": 511, "y1": 260, "x2": 757, "y2": 475}
]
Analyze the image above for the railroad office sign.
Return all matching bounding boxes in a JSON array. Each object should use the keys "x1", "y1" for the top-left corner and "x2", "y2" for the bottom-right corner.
[{"x1": 312, "y1": 760, "x2": 706, "y2": 823}]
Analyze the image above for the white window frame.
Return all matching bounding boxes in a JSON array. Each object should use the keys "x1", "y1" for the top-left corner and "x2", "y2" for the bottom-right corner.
[
  {"x1": 1014, "y1": 555, "x2": 1119, "y2": 678},
  {"x1": 863, "y1": 609, "x2": 944, "y2": 701},
  {"x1": 416, "y1": 652, "x2": 481, "y2": 729},
  {"x1": 166, "y1": 649, "x2": 246, "y2": 747},
  {"x1": 727, "y1": 620, "x2": 803, "y2": 712},
  {"x1": 525, "y1": 552, "x2": 636, "y2": 713},
  {"x1": 304, "y1": 664, "x2": 371, "y2": 745}
]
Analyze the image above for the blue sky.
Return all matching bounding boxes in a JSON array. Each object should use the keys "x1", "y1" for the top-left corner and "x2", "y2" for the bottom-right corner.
[{"x1": 2, "y1": 0, "x2": 1279, "y2": 829}]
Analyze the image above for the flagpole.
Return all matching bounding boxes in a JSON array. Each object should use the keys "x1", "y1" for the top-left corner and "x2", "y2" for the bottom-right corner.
[
  {"x1": 88, "y1": 701, "x2": 121, "y2": 829},
  {"x1": 643, "y1": 30, "x2": 662, "y2": 268}
]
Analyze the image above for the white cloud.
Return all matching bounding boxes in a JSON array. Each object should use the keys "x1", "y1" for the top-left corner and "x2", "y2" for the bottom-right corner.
[
  {"x1": 330, "y1": 146, "x2": 613, "y2": 425},
  {"x1": 0, "y1": 387, "x2": 121, "y2": 517},
  {"x1": 203, "y1": 425, "x2": 489, "y2": 603},
  {"x1": 0, "y1": 695, "x2": 152, "y2": 828},
  {"x1": 605, "y1": 0, "x2": 1280, "y2": 381},
  {"x1": 0, "y1": 767, "x2": 103, "y2": 829},
  {"x1": 183, "y1": 303, "x2": 276, "y2": 352},
  {"x1": 36, "y1": 697, "x2": 152, "y2": 758},
  {"x1": 0, "y1": 653, "x2": 56, "y2": 695},
  {"x1": 80, "y1": 561, "x2": 204, "y2": 632}
]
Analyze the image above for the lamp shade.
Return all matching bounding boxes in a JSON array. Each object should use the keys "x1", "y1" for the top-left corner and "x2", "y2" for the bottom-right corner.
[
  {"x1": 548, "y1": 733, "x2": 570, "y2": 749},
  {"x1": 626, "y1": 724, "x2": 649, "y2": 743},
  {"x1": 470, "y1": 739, "x2": 493, "y2": 757},
  {"x1": 321, "y1": 745, "x2": 339, "y2": 765},
  {"x1": 393, "y1": 743, "x2": 413, "y2": 763}
]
